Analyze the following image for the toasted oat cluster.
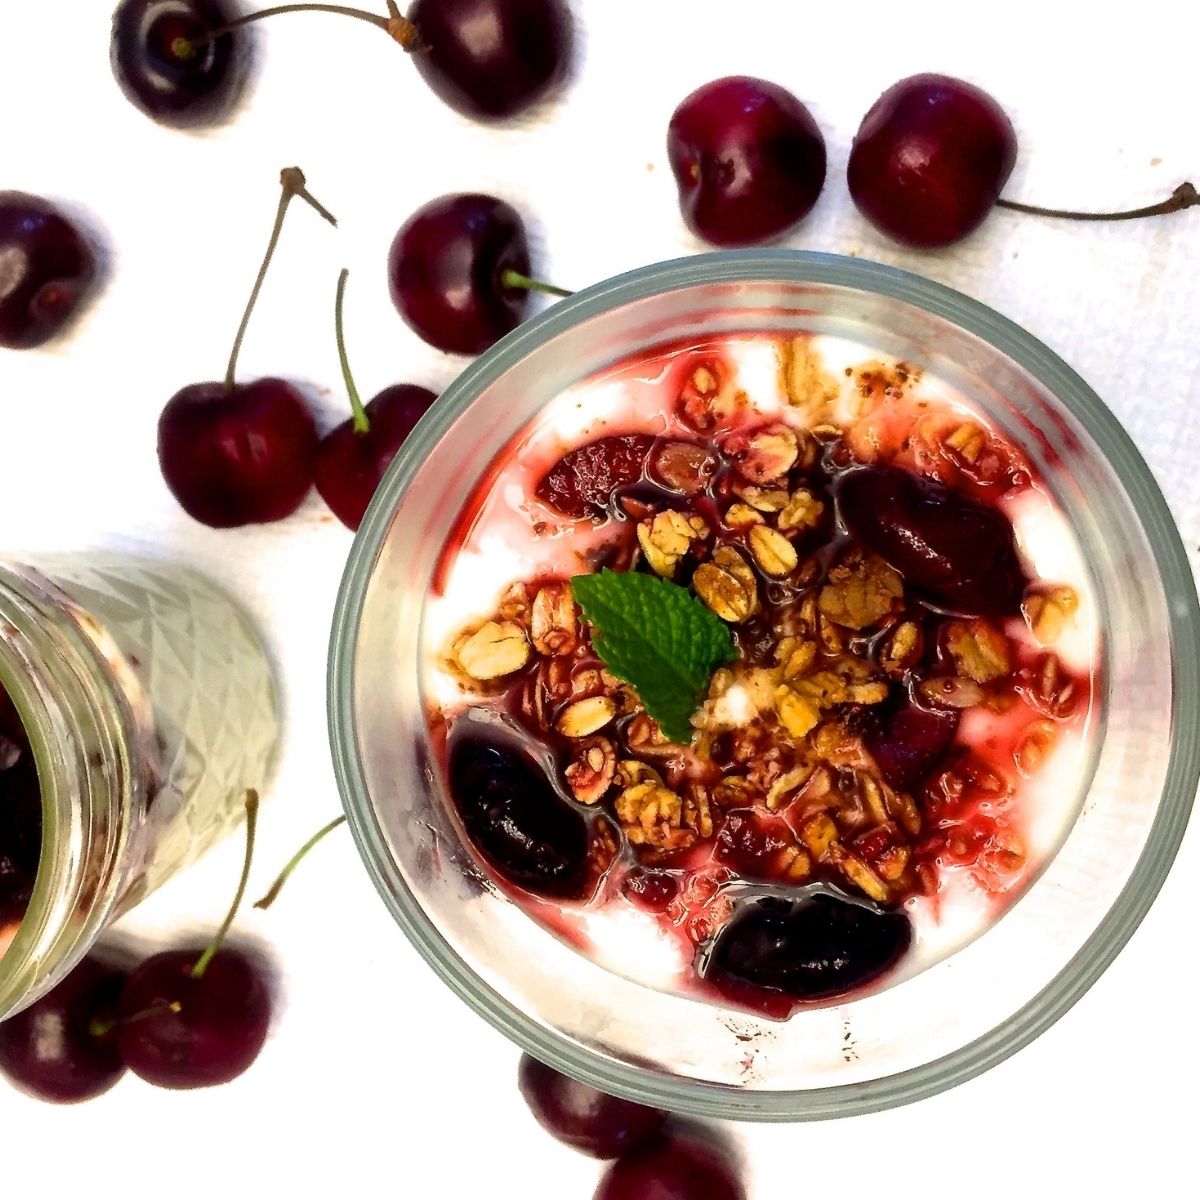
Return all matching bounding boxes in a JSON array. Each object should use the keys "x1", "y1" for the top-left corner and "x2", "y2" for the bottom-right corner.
[{"x1": 444, "y1": 398, "x2": 1085, "y2": 913}]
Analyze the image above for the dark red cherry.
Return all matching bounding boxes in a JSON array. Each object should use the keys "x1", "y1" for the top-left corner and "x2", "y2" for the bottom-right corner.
[
  {"x1": 111, "y1": 0, "x2": 243, "y2": 127},
  {"x1": 848, "y1": 73, "x2": 1017, "y2": 248},
  {"x1": 704, "y1": 893, "x2": 912, "y2": 1003},
  {"x1": 622, "y1": 869, "x2": 681, "y2": 913},
  {"x1": 448, "y1": 726, "x2": 590, "y2": 899},
  {"x1": 117, "y1": 947, "x2": 270, "y2": 1089},
  {"x1": 536, "y1": 434, "x2": 656, "y2": 520},
  {"x1": 0, "y1": 192, "x2": 97, "y2": 350},
  {"x1": 667, "y1": 75, "x2": 827, "y2": 247},
  {"x1": 837, "y1": 465, "x2": 1026, "y2": 616},
  {"x1": 0, "y1": 686, "x2": 41, "y2": 932},
  {"x1": 0, "y1": 956, "x2": 127, "y2": 1104},
  {"x1": 405, "y1": 0, "x2": 573, "y2": 120},
  {"x1": 157, "y1": 379, "x2": 318, "y2": 528},
  {"x1": 865, "y1": 699, "x2": 960, "y2": 790},
  {"x1": 593, "y1": 1135, "x2": 745, "y2": 1200},
  {"x1": 388, "y1": 193, "x2": 533, "y2": 355},
  {"x1": 316, "y1": 384, "x2": 437, "y2": 530},
  {"x1": 518, "y1": 1055, "x2": 666, "y2": 1158}
]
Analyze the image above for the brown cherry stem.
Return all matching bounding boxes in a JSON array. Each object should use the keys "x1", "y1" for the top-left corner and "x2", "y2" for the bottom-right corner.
[
  {"x1": 191, "y1": 790, "x2": 259, "y2": 980},
  {"x1": 500, "y1": 269, "x2": 574, "y2": 299},
  {"x1": 224, "y1": 167, "x2": 337, "y2": 393},
  {"x1": 996, "y1": 181, "x2": 1198, "y2": 223},
  {"x1": 254, "y1": 814, "x2": 347, "y2": 910},
  {"x1": 89, "y1": 1001, "x2": 183, "y2": 1040},
  {"x1": 196, "y1": 4, "x2": 419, "y2": 49},
  {"x1": 334, "y1": 270, "x2": 369, "y2": 435}
]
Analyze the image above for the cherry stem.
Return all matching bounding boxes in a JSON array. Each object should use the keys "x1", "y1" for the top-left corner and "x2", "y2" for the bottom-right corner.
[
  {"x1": 225, "y1": 167, "x2": 337, "y2": 393},
  {"x1": 197, "y1": 4, "x2": 419, "y2": 48},
  {"x1": 996, "y1": 181, "x2": 1199, "y2": 223},
  {"x1": 191, "y1": 790, "x2": 259, "y2": 980},
  {"x1": 89, "y1": 1001, "x2": 182, "y2": 1040},
  {"x1": 334, "y1": 270, "x2": 370, "y2": 435},
  {"x1": 500, "y1": 269, "x2": 573, "y2": 300},
  {"x1": 254, "y1": 815, "x2": 347, "y2": 910}
]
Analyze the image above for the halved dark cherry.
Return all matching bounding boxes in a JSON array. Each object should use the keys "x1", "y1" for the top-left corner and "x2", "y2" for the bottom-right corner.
[
  {"x1": 535, "y1": 434, "x2": 656, "y2": 520},
  {"x1": 864, "y1": 698, "x2": 960, "y2": 791},
  {"x1": 837, "y1": 465, "x2": 1026, "y2": 617},
  {"x1": 448, "y1": 725, "x2": 591, "y2": 899},
  {"x1": 704, "y1": 891, "x2": 913, "y2": 1003}
]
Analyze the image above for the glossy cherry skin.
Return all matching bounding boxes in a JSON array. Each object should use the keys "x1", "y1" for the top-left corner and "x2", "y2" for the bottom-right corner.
[
  {"x1": 111, "y1": 0, "x2": 242, "y2": 127},
  {"x1": 117, "y1": 948, "x2": 270, "y2": 1089},
  {"x1": 315, "y1": 385, "x2": 437, "y2": 531},
  {"x1": 0, "y1": 192, "x2": 97, "y2": 350},
  {"x1": 518, "y1": 1054, "x2": 666, "y2": 1158},
  {"x1": 157, "y1": 378, "x2": 318, "y2": 528},
  {"x1": 837, "y1": 465, "x2": 1026, "y2": 617},
  {"x1": 668, "y1": 76, "x2": 827, "y2": 247},
  {"x1": 407, "y1": 0, "x2": 572, "y2": 121},
  {"x1": 865, "y1": 699, "x2": 960, "y2": 790},
  {"x1": 388, "y1": 193, "x2": 531, "y2": 356},
  {"x1": 848, "y1": 73, "x2": 1017, "y2": 248},
  {"x1": 593, "y1": 1135, "x2": 745, "y2": 1200},
  {"x1": 0, "y1": 956, "x2": 127, "y2": 1103}
]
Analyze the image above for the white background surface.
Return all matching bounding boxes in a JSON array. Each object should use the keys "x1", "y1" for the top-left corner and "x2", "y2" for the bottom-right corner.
[{"x1": 2, "y1": 1, "x2": 1198, "y2": 1195}]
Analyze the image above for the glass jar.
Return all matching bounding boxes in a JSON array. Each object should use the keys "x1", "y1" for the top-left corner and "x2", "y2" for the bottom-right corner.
[{"x1": 0, "y1": 552, "x2": 279, "y2": 1020}]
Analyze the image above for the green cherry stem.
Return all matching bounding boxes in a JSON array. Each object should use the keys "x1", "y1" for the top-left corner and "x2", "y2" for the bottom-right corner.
[
  {"x1": 500, "y1": 269, "x2": 574, "y2": 299},
  {"x1": 191, "y1": 790, "x2": 259, "y2": 980},
  {"x1": 88, "y1": 1001, "x2": 183, "y2": 1040},
  {"x1": 996, "y1": 180, "x2": 1198, "y2": 223},
  {"x1": 225, "y1": 167, "x2": 337, "y2": 393},
  {"x1": 254, "y1": 815, "x2": 347, "y2": 910},
  {"x1": 334, "y1": 269, "x2": 370, "y2": 435},
  {"x1": 197, "y1": 5, "x2": 419, "y2": 49}
]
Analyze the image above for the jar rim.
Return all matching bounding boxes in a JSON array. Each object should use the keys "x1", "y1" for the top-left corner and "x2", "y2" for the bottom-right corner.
[{"x1": 328, "y1": 250, "x2": 1200, "y2": 1120}]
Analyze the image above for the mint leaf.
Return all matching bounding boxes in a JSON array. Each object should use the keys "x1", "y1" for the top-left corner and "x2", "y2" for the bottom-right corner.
[{"x1": 571, "y1": 570, "x2": 737, "y2": 744}]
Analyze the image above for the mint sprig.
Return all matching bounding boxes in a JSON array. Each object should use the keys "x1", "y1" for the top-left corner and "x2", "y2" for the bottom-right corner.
[{"x1": 571, "y1": 570, "x2": 737, "y2": 744}]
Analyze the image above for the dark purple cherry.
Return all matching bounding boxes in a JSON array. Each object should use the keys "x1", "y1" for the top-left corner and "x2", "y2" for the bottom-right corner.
[
  {"x1": 0, "y1": 192, "x2": 97, "y2": 350},
  {"x1": 837, "y1": 465, "x2": 1026, "y2": 617},
  {"x1": 315, "y1": 270, "x2": 436, "y2": 530},
  {"x1": 518, "y1": 1054, "x2": 666, "y2": 1159},
  {"x1": 536, "y1": 434, "x2": 657, "y2": 520},
  {"x1": 403, "y1": 0, "x2": 573, "y2": 120},
  {"x1": 0, "y1": 956, "x2": 127, "y2": 1104},
  {"x1": 117, "y1": 791, "x2": 271, "y2": 1089},
  {"x1": 704, "y1": 893, "x2": 912, "y2": 1003},
  {"x1": 667, "y1": 75, "x2": 827, "y2": 247},
  {"x1": 388, "y1": 193, "x2": 567, "y2": 356},
  {"x1": 111, "y1": 0, "x2": 243, "y2": 127},
  {"x1": 847, "y1": 74, "x2": 1017, "y2": 248},
  {"x1": 448, "y1": 723, "x2": 590, "y2": 899},
  {"x1": 593, "y1": 1135, "x2": 745, "y2": 1200},
  {"x1": 0, "y1": 684, "x2": 41, "y2": 932},
  {"x1": 157, "y1": 167, "x2": 335, "y2": 528},
  {"x1": 865, "y1": 699, "x2": 959, "y2": 790}
]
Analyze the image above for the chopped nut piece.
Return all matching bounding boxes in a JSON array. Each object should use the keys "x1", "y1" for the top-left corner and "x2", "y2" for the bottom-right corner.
[
  {"x1": 678, "y1": 362, "x2": 744, "y2": 430},
  {"x1": 880, "y1": 621, "x2": 923, "y2": 676},
  {"x1": 626, "y1": 713, "x2": 680, "y2": 756},
  {"x1": 748, "y1": 525, "x2": 799, "y2": 577},
  {"x1": 529, "y1": 582, "x2": 579, "y2": 656},
  {"x1": 727, "y1": 424, "x2": 799, "y2": 484},
  {"x1": 682, "y1": 784, "x2": 714, "y2": 837},
  {"x1": 875, "y1": 844, "x2": 910, "y2": 882},
  {"x1": 847, "y1": 679, "x2": 889, "y2": 705},
  {"x1": 944, "y1": 422, "x2": 987, "y2": 464},
  {"x1": 888, "y1": 790, "x2": 922, "y2": 837},
  {"x1": 733, "y1": 484, "x2": 790, "y2": 512},
  {"x1": 497, "y1": 582, "x2": 531, "y2": 624},
  {"x1": 1022, "y1": 586, "x2": 1079, "y2": 645},
  {"x1": 636, "y1": 510, "x2": 709, "y2": 578},
  {"x1": 776, "y1": 488, "x2": 826, "y2": 534},
  {"x1": 766, "y1": 764, "x2": 813, "y2": 810},
  {"x1": 615, "y1": 780, "x2": 690, "y2": 850},
  {"x1": 775, "y1": 687, "x2": 820, "y2": 738},
  {"x1": 556, "y1": 695, "x2": 616, "y2": 738},
  {"x1": 1015, "y1": 720, "x2": 1058, "y2": 775},
  {"x1": 564, "y1": 737, "x2": 617, "y2": 803},
  {"x1": 725, "y1": 503, "x2": 765, "y2": 529},
  {"x1": 829, "y1": 843, "x2": 891, "y2": 903},
  {"x1": 712, "y1": 775, "x2": 760, "y2": 808},
  {"x1": 775, "y1": 636, "x2": 817, "y2": 681},
  {"x1": 919, "y1": 676, "x2": 986, "y2": 709},
  {"x1": 777, "y1": 844, "x2": 812, "y2": 881},
  {"x1": 859, "y1": 774, "x2": 890, "y2": 824},
  {"x1": 818, "y1": 550, "x2": 904, "y2": 630},
  {"x1": 567, "y1": 667, "x2": 605, "y2": 702},
  {"x1": 945, "y1": 618, "x2": 1011, "y2": 683},
  {"x1": 693, "y1": 546, "x2": 758, "y2": 623},
  {"x1": 615, "y1": 759, "x2": 662, "y2": 789},
  {"x1": 457, "y1": 620, "x2": 530, "y2": 680},
  {"x1": 801, "y1": 812, "x2": 839, "y2": 859}
]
